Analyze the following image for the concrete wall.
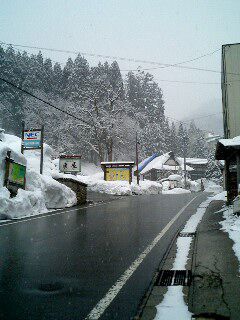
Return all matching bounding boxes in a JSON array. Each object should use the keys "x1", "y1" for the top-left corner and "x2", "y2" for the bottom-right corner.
[{"x1": 54, "y1": 177, "x2": 87, "y2": 205}]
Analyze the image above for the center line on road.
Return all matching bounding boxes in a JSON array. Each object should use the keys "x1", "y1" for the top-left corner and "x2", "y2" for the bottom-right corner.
[{"x1": 85, "y1": 195, "x2": 199, "y2": 320}]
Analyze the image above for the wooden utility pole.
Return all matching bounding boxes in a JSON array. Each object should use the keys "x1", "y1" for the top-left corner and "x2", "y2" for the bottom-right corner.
[
  {"x1": 183, "y1": 135, "x2": 187, "y2": 189},
  {"x1": 40, "y1": 125, "x2": 44, "y2": 174},
  {"x1": 21, "y1": 121, "x2": 25, "y2": 154},
  {"x1": 136, "y1": 132, "x2": 139, "y2": 185}
]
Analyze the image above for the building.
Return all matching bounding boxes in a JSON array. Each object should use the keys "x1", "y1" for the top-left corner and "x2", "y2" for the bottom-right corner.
[
  {"x1": 222, "y1": 43, "x2": 240, "y2": 138},
  {"x1": 139, "y1": 152, "x2": 194, "y2": 181},
  {"x1": 178, "y1": 158, "x2": 208, "y2": 180},
  {"x1": 216, "y1": 136, "x2": 240, "y2": 204},
  {"x1": 138, "y1": 152, "x2": 208, "y2": 181}
]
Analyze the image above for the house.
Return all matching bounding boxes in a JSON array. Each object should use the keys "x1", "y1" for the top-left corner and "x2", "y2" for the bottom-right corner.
[
  {"x1": 178, "y1": 157, "x2": 208, "y2": 180},
  {"x1": 215, "y1": 136, "x2": 240, "y2": 204},
  {"x1": 139, "y1": 151, "x2": 194, "y2": 181}
]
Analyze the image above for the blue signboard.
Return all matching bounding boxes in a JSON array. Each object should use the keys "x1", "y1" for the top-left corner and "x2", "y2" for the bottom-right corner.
[{"x1": 23, "y1": 130, "x2": 42, "y2": 149}]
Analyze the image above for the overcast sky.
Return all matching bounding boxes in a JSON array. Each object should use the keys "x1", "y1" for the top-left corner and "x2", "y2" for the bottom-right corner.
[{"x1": 1, "y1": 0, "x2": 240, "y2": 123}]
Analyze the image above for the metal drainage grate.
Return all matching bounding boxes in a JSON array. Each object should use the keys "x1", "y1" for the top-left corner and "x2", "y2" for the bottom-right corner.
[
  {"x1": 156, "y1": 270, "x2": 192, "y2": 286},
  {"x1": 178, "y1": 232, "x2": 196, "y2": 237}
]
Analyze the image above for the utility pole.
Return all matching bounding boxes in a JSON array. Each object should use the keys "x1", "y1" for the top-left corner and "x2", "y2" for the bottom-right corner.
[
  {"x1": 136, "y1": 132, "x2": 140, "y2": 185},
  {"x1": 183, "y1": 135, "x2": 187, "y2": 189}
]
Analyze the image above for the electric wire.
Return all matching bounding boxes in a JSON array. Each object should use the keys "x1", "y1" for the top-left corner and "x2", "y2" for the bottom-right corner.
[
  {"x1": 2, "y1": 40, "x2": 239, "y2": 75},
  {"x1": 0, "y1": 77, "x2": 92, "y2": 126},
  {"x1": 2, "y1": 41, "x2": 240, "y2": 85}
]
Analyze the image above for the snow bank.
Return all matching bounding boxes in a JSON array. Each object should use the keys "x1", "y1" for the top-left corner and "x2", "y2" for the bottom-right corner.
[
  {"x1": 53, "y1": 167, "x2": 162, "y2": 196},
  {"x1": 168, "y1": 174, "x2": 182, "y2": 181},
  {"x1": 221, "y1": 206, "x2": 240, "y2": 272},
  {"x1": 79, "y1": 173, "x2": 162, "y2": 196},
  {"x1": 0, "y1": 131, "x2": 77, "y2": 219},
  {"x1": 162, "y1": 188, "x2": 191, "y2": 195},
  {"x1": 203, "y1": 179, "x2": 223, "y2": 194}
]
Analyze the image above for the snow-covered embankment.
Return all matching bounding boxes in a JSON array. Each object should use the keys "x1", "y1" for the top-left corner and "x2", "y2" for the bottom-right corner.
[{"x1": 0, "y1": 130, "x2": 76, "y2": 219}]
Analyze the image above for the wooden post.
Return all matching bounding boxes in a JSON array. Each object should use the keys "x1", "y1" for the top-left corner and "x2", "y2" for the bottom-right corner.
[
  {"x1": 225, "y1": 159, "x2": 231, "y2": 205},
  {"x1": 40, "y1": 125, "x2": 44, "y2": 174},
  {"x1": 21, "y1": 121, "x2": 25, "y2": 154}
]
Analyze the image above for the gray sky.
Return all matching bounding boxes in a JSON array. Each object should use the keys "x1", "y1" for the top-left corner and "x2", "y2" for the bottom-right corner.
[{"x1": 1, "y1": 0, "x2": 240, "y2": 123}]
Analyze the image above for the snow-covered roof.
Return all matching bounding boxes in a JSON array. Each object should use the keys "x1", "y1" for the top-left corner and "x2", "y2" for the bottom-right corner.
[
  {"x1": 178, "y1": 157, "x2": 208, "y2": 165},
  {"x1": 140, "y1": 153, "x2": 171, "y2": 174},
  {"x1": 135, "y1": 153, "x2": 159, "y2": 172},
  {"x1": 140, "y1": 152, "x2": 194, "y2": 175},
  {"x1": 101, "y1": 161, "x2": 135, "y2": 165},
  {"x1": 219, "y1": 136, "x2": 240, "y2": 147}
]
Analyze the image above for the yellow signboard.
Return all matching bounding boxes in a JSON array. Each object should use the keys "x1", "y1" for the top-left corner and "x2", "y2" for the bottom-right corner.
[{"x1": 106, "y1": 168, "x2": 130, "y2": 182}]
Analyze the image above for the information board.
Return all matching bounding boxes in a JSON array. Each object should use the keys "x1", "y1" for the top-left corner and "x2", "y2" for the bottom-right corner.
[
  {"x1": 106, "y1": 167, "x2": 130, "y2": 182},
  {"x1": 59, "y1": 156, "x2": 81, "y2": 173},
  {"x1": 8, "y1": 162, "x2": 26, "y2": 186},
  {"x1": 5, "y1": 157, "x2": 26, "y2": 195},
  {"x1": 23, "y1": 130, "x2": 42, "y2": 149}
]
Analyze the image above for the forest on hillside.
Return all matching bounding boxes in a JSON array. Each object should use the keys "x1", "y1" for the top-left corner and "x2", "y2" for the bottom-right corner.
[{"x1": 0, "y1": 45, "x2": 209, "y2": 163}]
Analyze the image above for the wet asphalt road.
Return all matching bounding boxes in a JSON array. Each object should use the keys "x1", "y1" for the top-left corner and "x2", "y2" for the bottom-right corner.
[{"x1": 0, "y1": 193, "x2": 207, "y2": 320}]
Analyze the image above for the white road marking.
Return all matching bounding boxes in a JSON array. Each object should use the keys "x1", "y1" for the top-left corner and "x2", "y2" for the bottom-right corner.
[
  {"x1": 85, "y1": 195, "x2": 199, "y2": 320},
  {"x1": 0, "y1": 199, "x2": 119, "y2": 228}
]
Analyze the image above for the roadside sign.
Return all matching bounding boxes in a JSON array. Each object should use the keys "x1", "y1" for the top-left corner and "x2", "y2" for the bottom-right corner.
[
  {"x1": 21, "y1": 123, "x2": 44, "y2": 174},
  {"x1": 106, "y1": 167, "x2": 130, "y2": 181},
  {"x1": 59, "y1": 155, "x2": 81, "y2": 174},
  {"x1": 101, "y1": 161, "x2": 134, "y2": 184},
  {"x1": 4, "y1": 153, "x2": 26, "y2": 195},
  {"x1": 23, "y1": 130, "x2": 42, "y2": 149}
]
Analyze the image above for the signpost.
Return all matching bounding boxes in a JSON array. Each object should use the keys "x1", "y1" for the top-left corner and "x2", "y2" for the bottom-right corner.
[
  {"x1": 59, "y1": 155, "x2": 81, "y2": 174},
  {"x1": 21, "y1": 122, "x2": 44, "y2": 174},
  {"x1": 4, "y1": 151, "x2": 26, "y2": 196},
  {"x1": 101, "y1": 162, "x2": 134, "y2": 184}
]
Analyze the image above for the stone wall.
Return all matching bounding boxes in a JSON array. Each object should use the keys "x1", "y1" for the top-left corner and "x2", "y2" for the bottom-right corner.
[{"x1": 54, "y1": 177, "x2": 87, "y2": 205}]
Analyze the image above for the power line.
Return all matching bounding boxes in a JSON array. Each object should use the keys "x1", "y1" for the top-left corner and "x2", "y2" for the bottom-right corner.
[
  {"x1": 120, "y1": 48, "x2": 221, "y2": 72},
  {"x1": 0, "y1": 77, "x2": 92, "y2": 126},
  {"x1": 0, "y1": 76, "x2": 223, "y2": 129},
  {"x1": 166, "y1": 112, "x2": 222, "y2": 124},
  {"x1": 3, "y1": 41, "x2": 240, "y2": 85},
  {"x1": 155, "y1": 79, "x2": 220, "y2": 85},
  {"x1": 2, "y1": 40, "x2": 238, "y2": 75}
]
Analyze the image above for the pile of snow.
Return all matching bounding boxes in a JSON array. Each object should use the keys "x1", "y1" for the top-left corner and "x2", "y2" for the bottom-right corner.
[
  {"x1": 0, "y1": 131, "x2": 77, "y2": 219},
  {"x1": 162, "y1": 188, "x2": 191, "y2": 195},
  {"x1": 78, "y1": 173, "x2": 162, "y2": 196},
  {"x1": 203, "y1": 179, "x2": 223, "y2": 194},
  {"x1": 168, "y1": 174, "x2": 182, "y2": 182},
  {"x1": 189, "y1": 179, "x2": 201, "y2": 192},
  {"x1": 51, "y1": 160, "x2": 163, "y2": 196},
  {"x1": 221, "y1": 205, "x2": 240, "y2": 272}
]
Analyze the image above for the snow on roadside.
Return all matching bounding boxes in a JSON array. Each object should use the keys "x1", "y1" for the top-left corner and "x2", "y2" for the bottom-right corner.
[
  {"x1": 52, "y1": 162, "x2": 163, "y2": 196},
  {"x1": 162, "y1": 188, "x2": 191, "y2": 195},
  {"x1": 0, "y1": 131, "x2": 77, "y2": 219},
  {"x1": 220, "y1": 202, "x2": 240, "y2": 272},
  {"x1": 203, "y1": 179, "x2": 223, "y2": 194},
  {"x1": 154, "y1": 197, "x2": 212, "y2": 320}
]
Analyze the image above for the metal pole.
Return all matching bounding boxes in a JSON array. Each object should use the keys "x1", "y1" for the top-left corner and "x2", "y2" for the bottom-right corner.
[
  {"x1": 21, "y1": 121, "x2": 25, "y2": 154},
  {"x1": 237, "y1": 154, "x2": 240, "y2": 194},
  {"x1": 183, "y1": 135, "x2": 187, "y2": 189},
  {"x1": 184, "y1": 154, "x2": 187, "y2": 189},
  {"x1": 40, "y1": 125, "x2": 44, "y2": 174},
  {"x1": 136, "y1": 132, "x2": 139, "y2": 185}
]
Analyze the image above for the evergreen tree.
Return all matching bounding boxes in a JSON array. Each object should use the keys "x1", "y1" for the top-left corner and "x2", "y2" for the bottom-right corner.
[
  {"x1": 206, "y1": 147, "x2": 222, "y2": 181},
  {"x1": 65, "y1": 54, "x2": 90, "y2": 103}
]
